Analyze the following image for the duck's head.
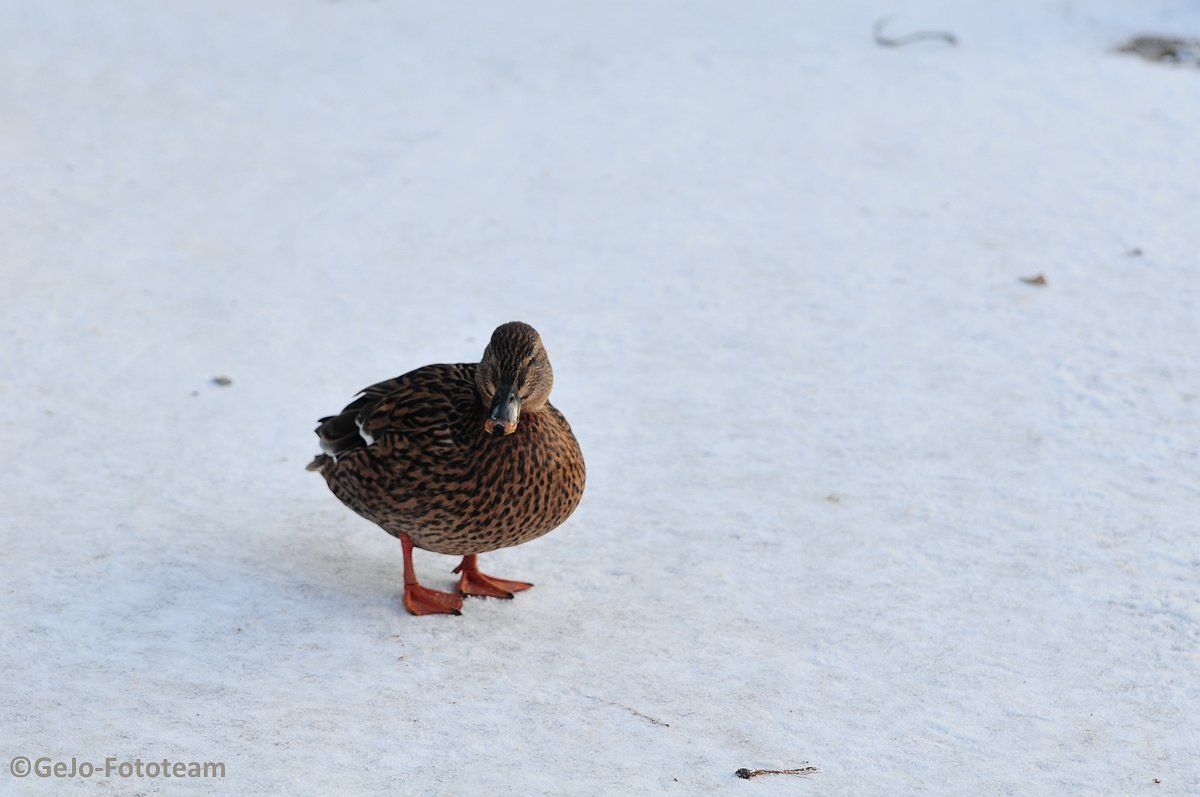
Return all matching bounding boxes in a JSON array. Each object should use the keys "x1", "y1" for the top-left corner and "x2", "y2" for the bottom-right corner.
[{"x1": 476, "y1": 322, "x2": 554, "y2": 437}]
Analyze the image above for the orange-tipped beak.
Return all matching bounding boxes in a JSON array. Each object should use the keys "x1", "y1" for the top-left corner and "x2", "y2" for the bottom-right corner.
[
  {"x1": 484, "y1": 417, "x2": 518, "y2": 437},
  {"x1": 486, "y1": 383, "x2": 521, "y2": 437}
]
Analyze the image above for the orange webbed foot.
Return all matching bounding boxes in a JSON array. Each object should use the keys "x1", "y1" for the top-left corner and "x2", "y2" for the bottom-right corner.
[
  {"x1": 453, "y1": 555, "x2": 534, "y2": 599},
  {"x1": 403, "y1": 584, "x2": 464, "y2": 616}
]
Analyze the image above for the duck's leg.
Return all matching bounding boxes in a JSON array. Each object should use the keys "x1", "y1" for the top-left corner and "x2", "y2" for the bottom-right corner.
[
  {"x1": 453, "y1": 554, "x2": 534, "y2": 599},
  {"x1": 399, "y1": 534, "x2": 463, "y2": 616}
]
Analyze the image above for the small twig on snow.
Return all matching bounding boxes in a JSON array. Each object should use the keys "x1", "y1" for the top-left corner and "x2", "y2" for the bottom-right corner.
[
  {"x1": 615, "y1": 703, "x2": 670, "y2": 727},
  {"x1": 586, "y1": 695, "x2": 670, "y2": 727},
  {"x1": 736, "y1": 766, "x2": 819, "y2": 779},
  {"x1": 873, "y1": 16, "x2": 958, "y2": 48}
]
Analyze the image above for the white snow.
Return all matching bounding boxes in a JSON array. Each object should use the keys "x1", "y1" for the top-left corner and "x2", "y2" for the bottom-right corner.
[{"x1": 2, "y1": 1, "x2": 1198, "y2": 794}]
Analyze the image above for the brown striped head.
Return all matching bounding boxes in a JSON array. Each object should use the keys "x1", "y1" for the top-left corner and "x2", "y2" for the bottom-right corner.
[{"x1": 476, "y1": 322, "x2": 554, "y2": 437}]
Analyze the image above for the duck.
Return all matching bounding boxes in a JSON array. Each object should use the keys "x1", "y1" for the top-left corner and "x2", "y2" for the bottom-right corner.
[{"x1": 307, "y1": 322, "x2": 586, "y2": 615}]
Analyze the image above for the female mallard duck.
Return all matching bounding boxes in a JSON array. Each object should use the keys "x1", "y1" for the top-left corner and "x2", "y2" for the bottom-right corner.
[{"x1": 307, "y1": 322, "x2": 586, "y2": 615}]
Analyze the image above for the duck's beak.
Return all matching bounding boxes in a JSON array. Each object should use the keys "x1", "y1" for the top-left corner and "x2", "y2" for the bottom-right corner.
[{"x1": 484, "y1": 385, "x2": 520, "y2": 437}]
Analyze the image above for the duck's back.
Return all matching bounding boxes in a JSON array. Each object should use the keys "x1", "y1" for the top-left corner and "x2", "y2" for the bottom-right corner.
[{"x1": 309, "y1": 363, "x2": 585, "y2": 555}]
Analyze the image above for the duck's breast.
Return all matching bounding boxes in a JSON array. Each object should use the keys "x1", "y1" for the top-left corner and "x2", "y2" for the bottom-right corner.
[{"x1": 418, "y1": 404, "x2": 585, "y2": 555}]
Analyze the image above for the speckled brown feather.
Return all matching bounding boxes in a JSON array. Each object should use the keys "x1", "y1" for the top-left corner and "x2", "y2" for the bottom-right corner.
[{"x1": 307, "y1": 345, "x2": 585, "y2": 556}]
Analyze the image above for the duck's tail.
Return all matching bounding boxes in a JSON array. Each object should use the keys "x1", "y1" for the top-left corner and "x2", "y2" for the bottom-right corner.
[{"x1": 306, "y1": 454, "x2": 333, "y2": 473}]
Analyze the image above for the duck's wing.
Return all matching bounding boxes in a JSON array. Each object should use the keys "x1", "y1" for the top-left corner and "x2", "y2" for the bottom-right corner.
[{"x1": 314, "y1": 364, "x2": 477, "y2": 458}]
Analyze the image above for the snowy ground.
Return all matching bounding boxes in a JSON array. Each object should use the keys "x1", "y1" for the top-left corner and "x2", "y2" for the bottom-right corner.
[{"x1": 3, "y1": 1, "x2": 1198, "y2": 794}]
